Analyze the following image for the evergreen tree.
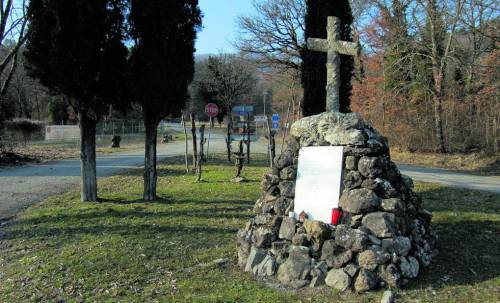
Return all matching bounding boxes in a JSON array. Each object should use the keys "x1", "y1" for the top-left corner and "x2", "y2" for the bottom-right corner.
[
  {"x1": 302, "y1": 0, "x2": 354, "y2": 115},
  {"x1": 129, "y1": 0, "x2": 201, "y2": 200},
  {"x1": 25, "y1": 0, "x2": 130, "y2": 201}
]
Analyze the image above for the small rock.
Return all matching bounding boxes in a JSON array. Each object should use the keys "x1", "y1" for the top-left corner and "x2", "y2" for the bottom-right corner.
[
  {"x1": 253, "y1": 255, "x2": 277, "y2": 277},
  {"x1": 335, "y1": 224, "x2": 368, "y2": 252},
  {"x1": 290, "y1": 279, "x2": 310, "y2": 289},
  {"x1": 244, "y1": 247, "x2": 267, "y2": 272},
  {"x1": 254, "y1": 214, "x2": 274, "y2": 226},
  {"x1": 379, "y1": 264, "x2": 401, "y2": 287},
  {"x1": 310, "y1": 272, "x2": 326, "y2": 288},
  {"x1": 339, "y1": 188, "x2": 381, "y2": 214},
  {"x1": 362, "y1": 212, "x2": 396, "y2": 238},
  {"x1": 358, "y1": 247, "x2": 391, "y2": 271},
  {"x1": 326, "y1": 249, "x2": 353, "y2": 269},
  {"x1": 279, "y1": 217, "x2": 297, "y2": 240},
  {"x1": 325, "y1": 269, "x2": 351, "y2": 291},
  {"x1": 277, "y1": 246, "x2": 312, "y2": 286},
  {"x1": 393, "y1": 236, "x2": 412, "y2": 256},
  {"x1": 358, "y1": 156, "x2": 383, "y2": 179},
  {"x1": 292, "y1": 233, "x2": 309, "y2": 246},
  {"x1": 345, "y1": 156, "x2": 359, "y2": 170},
  {"x1": 399, "y1": 256, "x2": 419, "y2": 278},
  {"x1": 343, "y1": 171, "x2": 363, "y2": 189},
  {"x1": 280, "y1": 167, "x2": 297, "y2": 180},
  {"x1": 304, "y1": 220, "x2": 331, "y2": 248},
  {"x1": 381, "y1": 198, "x2": 405, "y2": 214},
  {"x1": 252, "y1": 227, "x2": 276, "y2": 248},
  {"x1": 270, "y1": 241, "x2": 290, "y2": 258},
  {"x1": 279, "y1": 181, "x2": 295, "y2": 198},
  {"x1": 381, "y1": 290, "x2": 396, "y2": 303},
  {"x1": 344, "y1": 263, "x2": 360, "y2": 277},
  {"x1": 354, "y1": 269, "x2": 379, "y2": 292}
]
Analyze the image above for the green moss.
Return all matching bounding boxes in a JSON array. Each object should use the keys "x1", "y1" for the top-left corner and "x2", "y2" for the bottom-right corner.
[{"x1": 0, "y1": 156, "x2": 499, "y2": 302}]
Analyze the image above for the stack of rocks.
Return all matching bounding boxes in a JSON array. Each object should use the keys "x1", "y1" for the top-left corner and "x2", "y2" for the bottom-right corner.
[{"x1": 236, "y1": 112, "x2": 438, "y2": 292}]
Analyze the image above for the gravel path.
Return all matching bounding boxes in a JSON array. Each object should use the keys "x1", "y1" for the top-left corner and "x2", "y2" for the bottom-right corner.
[{"x1": 1, "y1": 139, "x2": 497, "y2": 220}]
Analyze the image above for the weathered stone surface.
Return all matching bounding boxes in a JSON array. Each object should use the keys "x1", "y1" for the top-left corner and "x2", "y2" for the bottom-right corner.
[
  {"x1": 279, "y1": 181, "x2": 295, "y2": 198},
  {"x1": 326, "y1": 249, "x2": 353, "y2": 269},
  {"x1": 344, "y1": 263, "x2": 360, "y2": 277},
  {"x1": 381, "y1": 198, "x2": 405, "y2": 214},
  {"x1": 345, "y1": 156, "x2": 358, "y2": 170},
  {"x1": 252, "y1": 227, "x2": 276, "y2": 248},
  {"x1": 275, "y1": 150, "x2": 294, "y2": 169},
  {"x1": 290, "y1": 280, "x2": 310, "y2": 289},
  {"x1": 340, "y1": 188, "x2": 381, "y2": 214},
  {"x1": 279, "y1": 217, "x2": 297, "y2": 240},
  {"x1": 399, "y1": 256, "x2": 420, "y2": 278},
  {"x1": 358, "y1": 157, "x2": 383, "y2": 178},
  {"x1": 354, "y1": 269, "x2": 379, "y2": 292},
  {"x1": 320, "y1": 240, "x2": 337, "y2": 261},
  {"x1": 270, "y1": 241, "x2": 290, "y2": 258},
  {"x1": 277, "y1": 246, "x2": 312, "y2": 286},
  {"x1": 292, "y1": 233, "x2": 309, "y2": 246},
  {"x1": 358, "y1": 247, "x2": 391, "y2": 271},
  {"x1": 362, "y1": 212, "x2": 397, "y2": 238},
  {"x1": 261, "y1": 173, "x2": 280, "y2": 191},
  {"x1": 253, "y1": 255, "x2": 277, "y2": 277},
  {"x1": 238, "y1": 245, "x2": 251, "y2": 268},
  {"x1": 393, "y1": 236, "x2": 412, "y2": 256},
  {"x1": 401, "y1": 174, "x2": 414, "y2": 190},
  {"x1": 325, "y1": 269, "x2": 351, "y2": 291},
  {"x1": 254, "y1": 214, "x2": 274, "y2": 226},
  {"x1": 280, "y1": 167, "x2": 297, "y2": 181},
  {"x1": 379, "y1": 264, "x2": 401, "y2": 287},
  {"x1": 343, "y1": 171, "x2": 363, "y2": 189},
  {"x1": 310, "y1": 272, "x2": 326, "y2": 288},
  {"x1": 381, "y1": 290, "x2": 396, "y2": 303},
  {"x1": 245, "y1": 247, "x2": 267, "y2": 272},
  {"x1": 335, "y1": 224, "x2": 368, "y2": 252},
  {"x1": 304, "y1": 220, "x2": 330, "y2": 249}
]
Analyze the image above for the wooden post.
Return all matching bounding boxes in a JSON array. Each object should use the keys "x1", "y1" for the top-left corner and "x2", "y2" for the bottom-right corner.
[
  {"x1": 246, "y1": 112, "x2": 251, "y2": 164},
  {"x1": 266, "y1": 116, "x2": 276, "y2": 169},
  {"x1": 181, "y1": 111, "x2": 189, "y2": 173},
  {"x1": 206, "y1": 117, "x2": 212, "y2": 161},
  {"x1": 190, "y1": 114, "x2": 197, "y2": 169},
  {"x1": 197, "y1": 125, "x2": 206, "y2": 182}
]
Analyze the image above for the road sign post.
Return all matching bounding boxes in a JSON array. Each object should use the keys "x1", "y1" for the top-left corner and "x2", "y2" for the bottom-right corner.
[{"x1": 205, "y1": 103, "x2": 219, "y2": 160}]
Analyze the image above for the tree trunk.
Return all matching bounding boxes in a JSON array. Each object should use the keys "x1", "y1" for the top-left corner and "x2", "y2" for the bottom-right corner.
[
  {"x1": 191, "y1": 114, "x2": 197, "y2": 168},
  {"x1": 79, "y1": 111, "x2": 98, "y2": 202},
  {"x1": 144, "y1": 118, "x2": 158, "y2": 201},
  {"x1": 433, "y1": 73, "x2": 446, "y2": 153},
  {"x1": 181, "y1": 111, "x2": 189, "y2": 173}
]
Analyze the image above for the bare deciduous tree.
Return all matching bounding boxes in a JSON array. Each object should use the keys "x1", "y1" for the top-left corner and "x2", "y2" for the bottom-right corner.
[{"x1": 235, "y1": 0, "x2": 306, "y2": 72}]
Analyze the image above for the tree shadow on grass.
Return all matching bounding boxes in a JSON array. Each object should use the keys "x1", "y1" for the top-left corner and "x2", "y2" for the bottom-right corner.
[
  {"x1": 407, "y1": 186, "x2": 500, "y2": 289},
  {"x1": 407, "y1": 219, "x2": 500, "y2": 290},
  {"x1": 7, "y1": 205, "x2": 254, "y2": 231}
]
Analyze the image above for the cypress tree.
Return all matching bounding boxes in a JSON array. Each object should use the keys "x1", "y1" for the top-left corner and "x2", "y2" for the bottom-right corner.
[
  {"x1": 129, "y1": 0, "x2": 201, "y2": 200},
  {"x1": 302, "y1": 0, "x2": 354, "y2": 115},
  {"x1": 25, "y1": 0, "x2": 130, "y2": 201}
]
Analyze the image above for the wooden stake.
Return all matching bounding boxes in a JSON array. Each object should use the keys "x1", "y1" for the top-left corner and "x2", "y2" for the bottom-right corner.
[
  {"x1": 181, "y1": 111, "x2": 189, "y2": 173},
  {"x1": 190, "y1": 114, "x2": 197, "y2": 169}
]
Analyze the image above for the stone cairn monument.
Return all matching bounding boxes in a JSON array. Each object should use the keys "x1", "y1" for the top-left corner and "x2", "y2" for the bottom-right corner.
[{"x1": 236, "y1": 17, "x2": 438, "y2": 293}]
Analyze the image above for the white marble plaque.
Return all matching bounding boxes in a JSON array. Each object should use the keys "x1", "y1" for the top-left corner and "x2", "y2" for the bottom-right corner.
[{"x1": 293, "y1": 146, "x2": 344, "y2": 224}]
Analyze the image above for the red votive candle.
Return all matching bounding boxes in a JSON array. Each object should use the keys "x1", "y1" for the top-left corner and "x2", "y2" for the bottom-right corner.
[{"x1": 331, "y1": 208, "x2": 343, "y2": 225}]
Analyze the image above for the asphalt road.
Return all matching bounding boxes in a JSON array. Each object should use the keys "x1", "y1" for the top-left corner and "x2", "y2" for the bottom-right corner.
[{"x1": 0, "y1": 139, "x2": 498, "y2": 220}]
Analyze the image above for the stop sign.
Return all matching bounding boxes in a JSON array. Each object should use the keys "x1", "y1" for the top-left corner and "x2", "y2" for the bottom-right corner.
[{"x1": 205, "y1": 103, "x2": 219, "y2": 118}]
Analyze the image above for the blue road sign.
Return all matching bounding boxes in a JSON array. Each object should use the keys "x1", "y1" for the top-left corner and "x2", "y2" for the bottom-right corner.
[
  {"x1": 272, "y1": 114, "x2": 279, "y2": 122},
  {"x1": 272, "y1": 122, "x2": 280, "y2": 130}
]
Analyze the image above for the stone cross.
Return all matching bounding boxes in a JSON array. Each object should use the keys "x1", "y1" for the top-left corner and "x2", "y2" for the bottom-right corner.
[{"x1": 307, "y1": 16, "x2": 359, "y2": 112}]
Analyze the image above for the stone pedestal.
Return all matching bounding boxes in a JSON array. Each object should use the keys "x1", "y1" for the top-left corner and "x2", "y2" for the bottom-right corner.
[{"x1": 237, "y1": 112, "x2": 438, "y2": 292}]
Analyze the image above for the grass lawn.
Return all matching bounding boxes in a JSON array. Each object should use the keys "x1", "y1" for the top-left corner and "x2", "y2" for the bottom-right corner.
[{"x1": 0, "y1": 156, "x2": 499, "y2": 302}]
